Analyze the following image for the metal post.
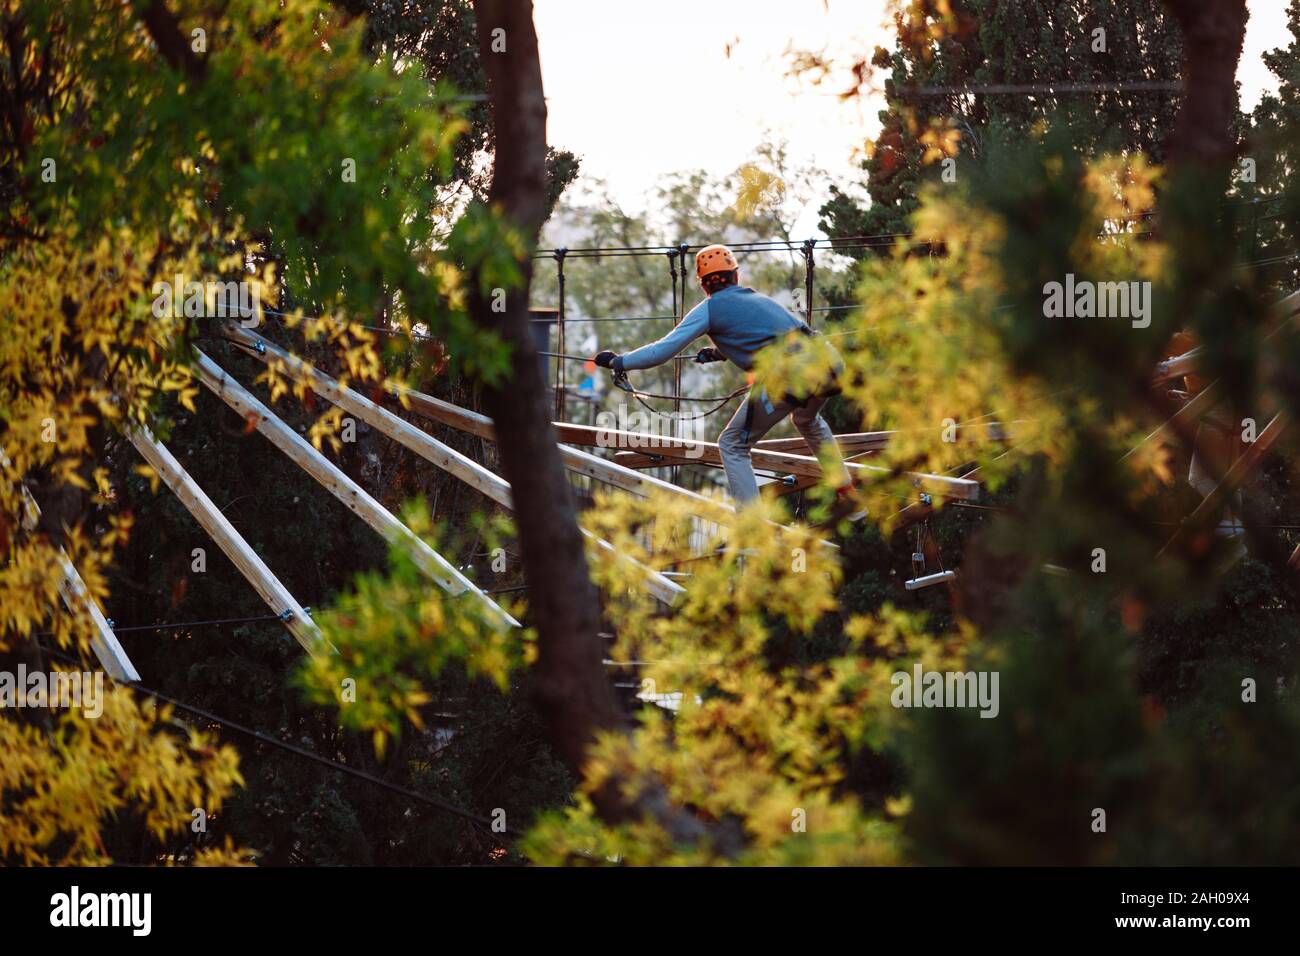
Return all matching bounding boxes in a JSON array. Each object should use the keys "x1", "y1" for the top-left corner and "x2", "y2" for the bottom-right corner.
[
  {"x1": 554, "y1": 247, "x2": 567, "y2": 421},
  {"x1": 674, "y1": 243, "x2": 688, "y2": 425},
  {"x1": 666, "y1": 247, "x2": 678, "y2": 329},
  {"x1": 665, "y1": 247, "x2": 679, "y2": 467},
  {"x1": 676, "y1": 243, "x2": 692, "y2": 486},
  {"x1": 803, "y1": 238, "x2": 816, "y2": 326}
]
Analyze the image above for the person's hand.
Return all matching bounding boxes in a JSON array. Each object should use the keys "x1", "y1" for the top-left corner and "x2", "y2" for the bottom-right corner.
[
  {"x1": 693, "y1": 347, "x2": 726, "y2": 364},
  {"x1": 593, "y1": 350, "x2": 618, "y2": 369}
]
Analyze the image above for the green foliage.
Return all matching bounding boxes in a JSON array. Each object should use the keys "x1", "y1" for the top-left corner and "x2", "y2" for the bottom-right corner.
[
  {"x1": 517, "y1": 490, "x2": 990, "y2": 864},
  {"x1": 12, "y1": 0, "x2": 1300, "y2": 871},
  {"x1": 2, "y1": 0, "x2": 577, "y2": 865},
  {"x1": 296, "y1": 503, "x2": 524, "y2": 757}
]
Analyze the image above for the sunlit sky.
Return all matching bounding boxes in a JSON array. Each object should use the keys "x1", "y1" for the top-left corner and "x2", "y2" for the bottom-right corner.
[{"x1": 534, "y1": 0, "x2": 1290, "y2": 237}]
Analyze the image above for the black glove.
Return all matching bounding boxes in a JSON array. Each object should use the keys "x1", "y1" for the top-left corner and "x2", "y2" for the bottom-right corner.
[
  {"x1": 693, "y1": 347, "x2": 726, "y2": 364},
  {"x1": 593, "y1": 350, "x2": 618, "y2": 369}
]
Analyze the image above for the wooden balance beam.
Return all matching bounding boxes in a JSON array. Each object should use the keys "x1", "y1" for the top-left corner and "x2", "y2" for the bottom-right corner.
[
  {"x1": 127, "y1": 425, "x2": 329, "y2": 655},
  {"x1": 216, "y1": 323, "x2": 685, "y2": 606},
  {"x1": 551, "y1": 424, "x2": 982, "y2": 500},
  {"x1": 389, "y1": 385, "x2": 737, "y2": 519},
  {"x1": 194, "y1": 349, "x2": 519, "y2": 630},
  {"x1": 386, "y1": 384, "x2": 846, "y2": 555},
  {"x1": 392, "y1": 384, "x2": 977, "y2": 500},
  {"x1": 4, "y1": 455, "x2": 140, "y2": 682}
]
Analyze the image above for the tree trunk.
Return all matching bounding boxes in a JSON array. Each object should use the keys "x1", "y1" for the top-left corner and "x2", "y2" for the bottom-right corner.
[
  {"x1": 467, "y1": 0, "x2": 624, "y2": 780},
  {"x1": 1163, "y1": 0, "x2": 1247, "y2": 170}
]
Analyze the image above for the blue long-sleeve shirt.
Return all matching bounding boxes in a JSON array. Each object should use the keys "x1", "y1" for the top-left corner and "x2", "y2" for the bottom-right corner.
[{"x1": 613, "y1": 285, "x2": 810, "y2": 373}]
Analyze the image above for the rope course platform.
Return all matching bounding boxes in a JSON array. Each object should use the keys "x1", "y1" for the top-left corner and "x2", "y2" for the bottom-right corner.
[{"x1": 92, "y1": 239, "x2": 1297, "y2": 683}]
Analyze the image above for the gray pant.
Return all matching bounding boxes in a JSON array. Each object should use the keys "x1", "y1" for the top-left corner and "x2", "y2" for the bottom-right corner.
[{"x1": 717, "y1": 387, "x2": 839, "y2": 503}]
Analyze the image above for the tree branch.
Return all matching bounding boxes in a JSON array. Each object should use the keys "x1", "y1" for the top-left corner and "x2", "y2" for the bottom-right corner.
[{"x1": 139, "y1": 0, "x2": 206, "y2": 82}]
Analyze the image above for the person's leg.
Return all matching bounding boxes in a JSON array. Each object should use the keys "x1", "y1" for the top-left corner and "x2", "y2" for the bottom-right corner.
[
  {"x1": 791, "y1": 395, "x2": 847, "y2": 487},
  {"x1": 1189, "y1": 421, "x2": 1244, "y2": 537},
  {"x1": 717, "y1": 388, "x2": 795, "y2": 504}
]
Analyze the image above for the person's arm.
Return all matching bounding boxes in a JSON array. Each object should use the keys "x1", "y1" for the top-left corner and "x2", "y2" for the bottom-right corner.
[{"x1": 614, "y1": 301, "x2": 710, "y2": 372}]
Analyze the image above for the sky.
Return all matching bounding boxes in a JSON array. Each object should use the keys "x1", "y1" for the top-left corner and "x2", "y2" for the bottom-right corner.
[{"x1": 533, "y1": 0, "x2": 1291, "y2": 238}]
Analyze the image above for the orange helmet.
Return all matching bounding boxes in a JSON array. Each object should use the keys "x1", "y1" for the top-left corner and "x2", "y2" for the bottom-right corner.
[{"x1": 695, "y1": 244, "x2": 738, "y2": 280}]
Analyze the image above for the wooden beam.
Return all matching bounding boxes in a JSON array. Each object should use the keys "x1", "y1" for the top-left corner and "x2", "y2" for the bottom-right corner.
[
  {"x1": 766, "y1": 474, "x2": 821, "y2": 499},
  {"x1": 194, "y1": 350, "x2": 519, "y2": 630},
  {"x1": 559, "y1": 441, "x2": 734, "y2": 518},
  {"x1": 396, "y1": 386, "x2": 496, "y2": 441},
  {"x1": 752, "y1": 423, "x2": 1009, "y2": 455},
  {"x1": 400, "y1": 389, "x2": 1003, "y2": 460},
  {"x1": 388, "y1": 383, "x2": 845, "y2": 552},
  {"x1": 53, "y1": 548, "x2": 140, "y2": 681},
  {"x1": 1121, "y1": 382, "x2": 1222, "y2": 463},
  {"x1": 393, "y1": 380, "x2": 977, "y2": 499},
  {"x1": 1153, "y1": 347, "x2": 1201, "y2": 385},
  {"x1": 217, "y1": 324, "x2": 684, "y2": 606},
  {"x1": 1152, "y1": 290, "x2": 1300, "y2": 387},
  {"x1": 612, "y1": 451, "x2": 677, "y2": 469},
  {"x1": 126, "y1": 425, "x2": 329, "y2": 655},
  {"x1": 551, "y1": 423, "x2": 982, "y2": 500},
  {"x1": 1158, "y1": 411, "x2": 1289, "y2": 557},
  {"x1": 2, "y1": 452, "x2": 139, "y2": 682},
  {"x1": 390, "y1": 382, "x2": 737, "y2": 516},
  {"x1": 753, "y1": 432, "x2": 892, "y2": 454}
]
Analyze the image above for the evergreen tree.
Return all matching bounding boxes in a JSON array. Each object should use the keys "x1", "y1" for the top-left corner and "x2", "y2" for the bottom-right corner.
[{"x1": 820, "y1": 0, "x2": 1183, "y2": 255}]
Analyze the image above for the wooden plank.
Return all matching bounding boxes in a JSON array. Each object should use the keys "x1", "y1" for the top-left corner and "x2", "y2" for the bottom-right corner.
[
  {"x1": 766, "y1": 474, "x2": 821, "y2": 498},
  {"x1": 1153, "y1": 347, "x2": 1201, "y2": 385},
  {"x1": 563, "y1": 443, "x2": 736, "y2": 519},
  {"x1": 1121, "y1": 381, "x2": 1221, "y2": 463},
  {"x1": 1152, "y1": 290, "x2": 1300, "y2": 386},
  {"x1": 393, "y1": 381, "x2": 976, "y2": 500},
  {"x1": 401, "y1": 389, "x2": 1003, "y2": 458},
  {"x1": 194, "y1": 349, "x2": 519, "y2": 630},
  {"x1": 551, "y1": 424, "x2": 982, "y2": 500},
  {"x1": 396, "y1": 388, "x2": 723, "y2": 501},
  {"x1": 126, "y1": 425, "x2": 329, "y2": 655},
  {"x1": 752, "y1": 424, "x2": 1011, "y2": 455},
  {"x1": 2, "y1": 451, "x2": 139, "y2": 682},
  {"x1": 391, "y1": 385, "x2": 731, "y2": 512},
  {"x1": 754, "y1": 433, "x2": 891, "y2": 454},
  {"x1": 612, "y1": 451, "x2": 677, "y2": 469},
  {"x1": 53, "y1": 549, "x2": 141, "y2": 682},
  {"x1": 1158, "y1": 410, "x2": 1289, "y2": 557},
  {"x1": 218, "y1": 324, "x2": 684, "y2": 606},
  {"x1": 905, "y1": 570, "x2": 957, "y2": 590},
  {"x1": 389, "y1": 384, "x2": 845, "y2": 552},
  {"x1": 396, "y1": 387, "x2": 496, "y2": 441}
]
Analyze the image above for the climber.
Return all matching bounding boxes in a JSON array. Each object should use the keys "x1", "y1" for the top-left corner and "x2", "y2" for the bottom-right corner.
[
  {"x1": 1163, "y1": 329, "x2": 1245, "y2": 543},
  {"x1": 593, "y1": 243, "x2": 851, "y2": 507}
]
